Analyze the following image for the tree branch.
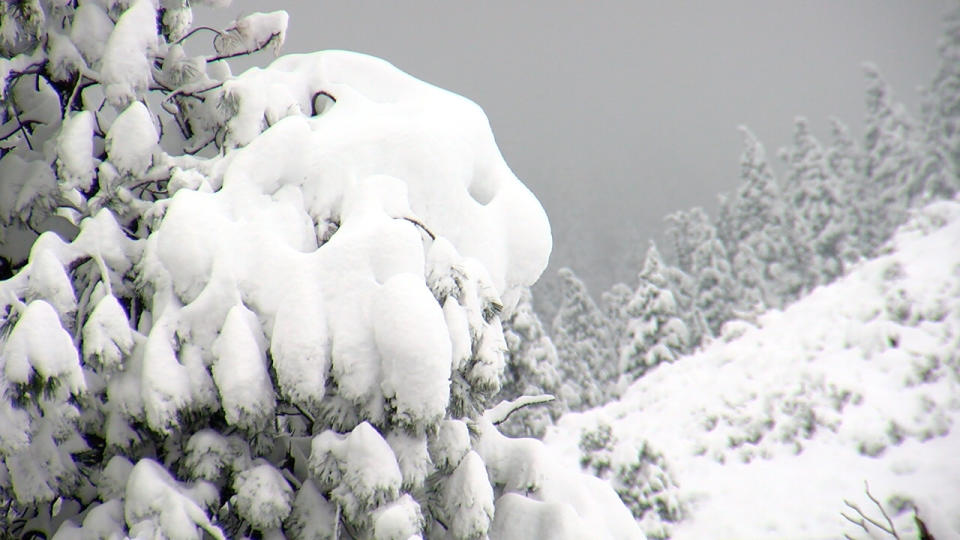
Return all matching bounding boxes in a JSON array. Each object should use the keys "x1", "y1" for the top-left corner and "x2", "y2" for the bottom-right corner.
[
  {"x1": 485, "y1": 395, "x2": 555, "y2": 425},
  {"x1": 10, "y1": 106, "x2": 34, "y2": 150},
  {"x1": 174, "y1": 25, "x2": 223, "y2": 45},
  {"x1": 863, "y1": 481, "x2": 898, "y2": 538},
  {"x1": 402, "y1": 216, "x2": 436, "y2": 240},
  {"x1": 206, "y1": 32, "x2": 281, "y2": 63}
]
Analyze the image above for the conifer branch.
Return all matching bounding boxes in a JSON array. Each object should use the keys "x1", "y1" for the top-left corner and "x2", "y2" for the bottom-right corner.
[{"x1": 486, "y1": 394, "x2": 555, "y2": 425}]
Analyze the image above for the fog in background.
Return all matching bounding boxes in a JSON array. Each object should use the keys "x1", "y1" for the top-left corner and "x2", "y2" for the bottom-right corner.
[{"x1": 198, "y1": 0, "x2": 952, "y2": 296}]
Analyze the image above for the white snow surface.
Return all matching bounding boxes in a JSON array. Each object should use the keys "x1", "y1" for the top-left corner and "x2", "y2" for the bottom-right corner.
[{"x1": 545, "y1": 199, "x2": 960, "y2": 539}]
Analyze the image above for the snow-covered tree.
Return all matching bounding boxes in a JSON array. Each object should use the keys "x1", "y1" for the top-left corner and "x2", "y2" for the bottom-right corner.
[
  {"x1": 551, "y1": 267, "x2": 616, "y2": 409},
  {"x1": 0, "y1": 4, "x2": 642, "y2": 538},
  {"x1": 824, "y1": 117, "x2": 867, "y2": 264},
  {"x1": 726, "y1": 126, "x2": 812, "y2": 307},
  {"x1": 665, "y1": 207, "x2": 742, "y2": 339},
  {"x1": 928, "y1": 7, "x2": 960, "y2": 177},
  {"x1": 859, "y1": 64, "x2": 920, "y2": 252},
  {"x1": 779, "y1": 116, "x2": 857, "y2": 282},
  {"x1": 601, "y1": 281, "x2": 633, "y2": 355},
  {"x1": 619, "y1": 243, "x2": 688, "y2": 382},
  {"x1": 915, "y1": 10, "x2": 960, "y2": 204},
  {"x1": 691, "y1": 224, "x2": 743, "y2": 337},
  {"x1": 498, "y1": 288, "x2": 565, "y2": 438}
]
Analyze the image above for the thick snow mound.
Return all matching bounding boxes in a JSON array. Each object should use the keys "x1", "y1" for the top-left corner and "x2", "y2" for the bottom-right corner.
[
  {"x1": 545, "y1": 199, "x2": 960, "y2": 539},
  {"x1": 219, "y1": 50, "x2": 551, "y2": 294},
  {"x1": 140, "y1": 49, "x2": 551, "y2": 431}
]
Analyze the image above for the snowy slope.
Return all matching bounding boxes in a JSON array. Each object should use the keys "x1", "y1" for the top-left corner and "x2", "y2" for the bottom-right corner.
[{"x1": 545, "y1": 199, "x2": 960, "y2": 539}]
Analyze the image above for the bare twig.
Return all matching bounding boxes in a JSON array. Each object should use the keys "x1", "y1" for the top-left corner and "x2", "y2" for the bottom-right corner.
[
  {"x1": 184, "y1": 133, "x2": 217, "y2": 155},
  {"x1": 841, "y1": 508, "x2": 870, "y2": 534},
  {"x1": 403, "y1": 216, "x2": 436, "y2": 240},
  {"x1": 162, "y1": 82, "x2": 224, "y2": 108},
  {"x1": 863, "y1": 481, "x2": 897, "y2": 538},
  {"x1": 842, "y1": 482, "x2": 900, "y2": 539},
  {"x1": 0, "y1": 118, "x2": 39, "y2": 142},
  {"x1": 174, "y1": 25, "x2": 223, "y2": 45},
  {"x1": 10, "y1": 106, "x2": 34, "y2": 150}
]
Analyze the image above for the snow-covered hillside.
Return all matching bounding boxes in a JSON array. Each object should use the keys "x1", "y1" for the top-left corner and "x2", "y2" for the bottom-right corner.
[{"x1": 545, "y1": 199, "x2": 960, "y2": 539}]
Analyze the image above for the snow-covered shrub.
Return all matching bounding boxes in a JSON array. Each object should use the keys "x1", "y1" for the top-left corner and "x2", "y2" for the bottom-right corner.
[
  {"x1": 579, "y1": 424, "x2": 685, "y2": 539},
  {"x1": 0, "y1": 3, "x2": 642, "y2": 538}
]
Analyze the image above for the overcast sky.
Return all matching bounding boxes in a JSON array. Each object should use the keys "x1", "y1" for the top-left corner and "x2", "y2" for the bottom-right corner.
[{"x1": 199, "y1": 0, "x2": 953, "y2": 295}]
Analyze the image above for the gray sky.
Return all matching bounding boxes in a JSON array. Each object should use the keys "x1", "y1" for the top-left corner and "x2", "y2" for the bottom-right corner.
[{"x1": 199, "y1": 0, "x2": 953, "y2": 296}]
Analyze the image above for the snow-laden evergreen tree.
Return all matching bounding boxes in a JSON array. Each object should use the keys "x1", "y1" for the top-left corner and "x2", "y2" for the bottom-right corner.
[
  {"x1": 824, "y1": 116, "x2": 867, "y2": 263},
  {"x1": 928, "y1": 7, "x2": 960, "y2": 177},
  {"x1": 498, "y1": 288, "x2": 565, "y2": 438},
  {"x1": 618, "y1": 243, "x2": 688, "y2": 383},
  {"x1": 859, "y1": 64, "x2": 921, "y2": 252},
  {"x1": 0, "y1": 3, "x2": 643, "y2": 538},
  {"x1": 689, "y1": 219, "x2": 743, "y2": 337},
  {"x1": 665, "y1": 207, "x2": 742, "y2": 339},
  {"x1": 551, "y1": 267, "x2": 616, "y2": 409},
  {"x1": 601, "y1": 281, "x2": 633, "y2": 357},
  {"x1": 664, "y1": 209, "x2": 710, "y2": 277},
  {"x1": 726, "y1": 126, "x2": 812, "y2": 308},
  {"x1": 915, "y1": 91, "x2": 960, "y2": 203},
  {"x1": 915, "y1": 10, "x2": 960, "y2": 204},
  {"x1": 778, "y1": 117, "x2": 857, "y2": 283}
]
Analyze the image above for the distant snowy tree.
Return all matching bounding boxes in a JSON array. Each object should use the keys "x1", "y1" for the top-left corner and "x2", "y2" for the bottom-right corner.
[
  {"x1": 619, "y1": 243, "x2": 688, "y2": 382},
  {"x1": 0, "y1": 4, "x2": 642, "y2": 538},
  {"x1": 727, "y1": 126, "x2": 811, "y2": 307},
  {"x1": 915, "y1": 92, "x2": 959, "y2": 203},
  {"x1": 498, "y1": 288, "x2": 565, "y2": 438},
  {"x1": 666, "y1": 207, "x2": 742, "y2": 338},
  {"x1": 825, "y1": 117, "x2": 867, "y2": 264},
  {"x1": 859, "y1": 64, "x2": 920, "y2": 252},
  {"x1": 601, "y1": 281, "x2": 633, "y2": 356},
  {"x1": 552, "y1": 267, "x2": 616, "y2": 408},
  {"x1": 665, "y1": 209, "x2": 709, "y2": 277},
  {"x1": 928, "y1": 8, "x2": 960, "y2": 177},
  {"x1": 779, "y1": 117, "x2": 857, "y2": 282},
  {"x1": 691, "y1": 224, "x2": 743, "y2": 337},
  {"x1": 916, "y1": 11, "x2": 960, "y2": 204}
]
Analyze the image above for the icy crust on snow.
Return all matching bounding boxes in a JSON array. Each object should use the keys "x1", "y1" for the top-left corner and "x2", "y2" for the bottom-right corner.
[{"x1": 545, "y1": 199, "x2": 960, "y2": 539}]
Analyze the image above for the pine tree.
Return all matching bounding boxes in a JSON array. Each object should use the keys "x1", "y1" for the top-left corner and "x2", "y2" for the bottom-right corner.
[
  {"x1": 916, "y1": 9, "x2": 960, "y2": 203},
  {"x1": 552, "y1": 267, "x2": 616, "y2": 409},
  {"x1": 619, "y1": 243, "x2": 688, "y2": 382},
  {"x1": 666, "y1": 207, "x2": 740, "y2": 340},
  {"x1": 602, "y1": 281, "x2": 634, "y2": 358},
  {"x1": 859, "y1": 64, "x2": 921, "y2": 252},
  {"x1": 0, "y1": 4, "x2": 642, "y2": 538},
  {"x1": 928, "y1": 8, "x2": 960, "y2": 177},
  {"x1": 727, "y1": 126, "x2": 811, "y2": 307},
  {"x1": 690, "y1": 221, "x2": 741, "y2": 337},
  {"x1": 499, "y1": 288, "x2": 565, "y2": 438},
  {"x1": 825, "y1": 117, "x2": 867, "y2": 264},
  {"x1": 779, "y1": 117, "x2": 856, "y2": 282}
]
